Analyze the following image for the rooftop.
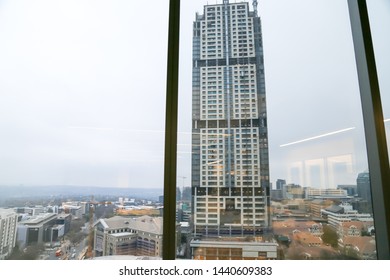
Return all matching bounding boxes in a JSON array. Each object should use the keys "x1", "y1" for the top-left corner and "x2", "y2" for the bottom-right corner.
[
  {"x1": 191, "y1": 236, "x2": 277, "y2": 247},
  {"x1": 20, "y1": 213, "x2": 57, "y2": 226},
  {"x1": 0, "y1": 208, "x2": 17, "y2": 217},
  {"x1": 98, "y1": 215, "x2": 163, "y2": 235}
]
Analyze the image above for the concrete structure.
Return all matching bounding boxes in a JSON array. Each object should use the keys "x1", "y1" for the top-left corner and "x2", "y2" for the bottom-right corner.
[
  {"x1": 191, "y1": 237, "x2": 277, "y2": 260},
  {"x1": 356, "y1": 172, "x2": 372, "y2": 213},
  {"x1": 192, "y1": 0, "x2": 269, "y2": 237},
  {"x1": 61, "y1": 202, "x2": 83, "y2": 219},
  {"x1": 309, "y1": 199, "x2": 333, "y2": 218},
  {"x1": 270, "y1": 189, "x2": 283, "y2": 200},
  {"x1": 55, "y1": 214, "x2": 72, "y2": 237},
  {"x1": 0, "y1": 209, "x2": 18, "y2": 260},
  {"x1": 337, "y1": 184, "x2": 357, "y2": 196},
  {"x1": 16, "y1": 213, "x2": 70, "y2": 248},
  {"x1": 94, "y1": 215, "x2": 163, "y2": 257},
  {"x1": 321, "y1": 203, "x2": 373, "y2": 228},
  {"x1": 276, "y1": 179, "x2": 286, "y2": 190},
  {"x1": 15, "y1": 206, "x2": 44, "y2": 217},
  {"x1": 305, "y1": 187, "x2": 349, "y2": 199},
  {"x1": 176, "y1": 202, "x2": 191, "y2": 223}
]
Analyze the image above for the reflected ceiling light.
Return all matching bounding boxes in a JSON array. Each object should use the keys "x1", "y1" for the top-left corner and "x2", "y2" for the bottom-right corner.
[
  {"x1": 384, "y1": 118, "x2": 390, "y2": 123},
  {"x1": 207, "y1": 160, "x2": 223, "y2": 165},
  {"x1": 280, "y1": 127, "x2": 356, "y2": 147}
]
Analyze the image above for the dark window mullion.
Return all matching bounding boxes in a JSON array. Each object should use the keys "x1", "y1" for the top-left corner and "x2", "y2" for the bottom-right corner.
[
  {"x1": 348, "y1": 0, "x2": 390, "y2": 259},
  {"x1": 163, "y1": 0, "x2": 181, "y2": 260}
]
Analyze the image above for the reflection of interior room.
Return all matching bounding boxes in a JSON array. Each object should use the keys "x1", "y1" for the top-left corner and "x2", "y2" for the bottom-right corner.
[{"x1": 282, "y1": 129, "x2": 364, "y2": 188}]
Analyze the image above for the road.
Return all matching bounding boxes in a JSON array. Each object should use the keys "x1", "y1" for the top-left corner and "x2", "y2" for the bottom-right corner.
[{"x1": 44, "y1": 237, "x2": 88, "y2": 260}]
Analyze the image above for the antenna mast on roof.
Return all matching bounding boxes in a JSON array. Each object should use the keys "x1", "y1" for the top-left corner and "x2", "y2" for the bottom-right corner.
[{"x1": 252, "y1": 0, "x2": 258, "y2": 16}]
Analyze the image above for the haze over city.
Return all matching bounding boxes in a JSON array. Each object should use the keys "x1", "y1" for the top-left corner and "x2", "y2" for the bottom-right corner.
[{"x1": 0, "y1": 0, "x2": 388, "y2": 191}]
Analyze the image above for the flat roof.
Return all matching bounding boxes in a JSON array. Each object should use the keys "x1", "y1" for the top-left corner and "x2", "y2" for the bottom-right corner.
[
  {"x1": 110, "y1": 232, "x2": 136, "y2": 237},
  {"x1": 21, "y1": 213, "x2": 57, "y2": 225}
]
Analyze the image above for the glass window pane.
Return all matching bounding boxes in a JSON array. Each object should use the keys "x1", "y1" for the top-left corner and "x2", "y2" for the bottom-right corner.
[
  {"x1": 0, "y1": 0, "x2": 169, "y2": 260},
  {"x1": 178, "y1": 0, "x2": 376, "y2": 260}
]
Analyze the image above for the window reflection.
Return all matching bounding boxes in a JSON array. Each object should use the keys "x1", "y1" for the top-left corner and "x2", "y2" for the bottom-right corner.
[
  {"x1": 0, "y1": 0, "x2": 169, "y2": 260},
  {"x1": 178, "y1": 0, "x2": 376, "y2": 260}
]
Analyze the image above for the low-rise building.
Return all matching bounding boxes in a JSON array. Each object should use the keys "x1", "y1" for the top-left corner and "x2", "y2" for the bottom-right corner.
[
  {"x1": 305, "y1": 187, "x2": 349, "y2": 199},
  {"x1": 16, "y1": 213, "x2": 70, "y2": 247},
  {"x1": 190, "y1": 237, "x2": 278, "y2": 260},
  {"x1": 309, "y1": 199, "x2": 333, "y2": 218},
  {"x1": 15, "y1": 206, "x2": 45, "y2": 217},
  {"x1": 292, "y1": 230, "x2": 322, "y2": 247},
  {"x1": 94, "y1": 215, "x2": 163, "y2": 258},
  {"x1": 337, "y1": 185, "x2": 357, "y2": 196},
  {"x1": 321, "y1": 203, "x2": 373, "y2": 228},
  {"x1": 61, "y1": 203, "x2": 83, "y2": 219},
  {"x1": 337, "y1": 221, "x2": 374, "y2": 238},
  {"x1": 339, "y1": 236, "x2": 376, "y2": 259},
  {"x1": 273, "y1": 219, "x2": 323, "y2": 237}
]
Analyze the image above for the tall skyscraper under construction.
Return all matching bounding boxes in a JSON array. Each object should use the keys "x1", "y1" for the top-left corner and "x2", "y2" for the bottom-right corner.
[{"x1": 192, "y1": 0, "x2": 270, "y2": 237}]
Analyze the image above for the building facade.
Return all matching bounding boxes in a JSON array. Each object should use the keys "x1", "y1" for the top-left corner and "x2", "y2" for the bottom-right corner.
[
  {"x1": 276, "y1": 179, "x2": 286, "y2": 190},
  {"x1": 305, "y1": 187, "x2": 349, "y2": 199},
  {"x1": 192, "y1": 0, "x2": 269, "y2": 237},
  {"x1": 0, "y1": 209, "x2": 18, "y2": 260},
  {"x1": 94, "y1": 215, "x2": 163, "y2": 257},
  {"x1": 321, "y1": 203, "x2": 373, "y2": 229},
  {"x1": 191, "y1": 237, "x2": 277, "y2": 260},
  {"x1": 357, "y1": 172, "x2": 370, "y2": 200},
  {"x1": 16, "y1": 213, "x2": 70, "y2": 248}
]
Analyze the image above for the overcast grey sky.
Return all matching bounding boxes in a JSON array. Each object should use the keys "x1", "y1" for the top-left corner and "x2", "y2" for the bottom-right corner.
[
  {"x1": 0, "y1": 0, "x2": 169, "y2": 188},
  {"x1": 0, "y1": 0, "x2": 388, "y2": 190}
]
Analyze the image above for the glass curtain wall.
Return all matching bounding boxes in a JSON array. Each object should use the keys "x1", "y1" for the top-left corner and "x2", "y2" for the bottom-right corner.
[
  {"x1": 177, "y1": 0, "x2": 376, "y2": 260},
  {"x1": 0, "y1": 0, "x2": 169, "y2": 260}
]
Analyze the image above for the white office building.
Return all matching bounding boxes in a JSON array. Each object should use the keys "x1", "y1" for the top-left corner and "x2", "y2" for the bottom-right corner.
[{"x1": 0, "y1": 208, "x2": 18, "y2": 260}]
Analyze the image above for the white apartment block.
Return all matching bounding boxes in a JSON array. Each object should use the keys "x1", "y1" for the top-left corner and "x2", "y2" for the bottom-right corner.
[
  {"x1": 192, "y1": 1, "x2": 269, "y2": 237},
  {"x1": 0, "y1": 208, "x2": 18, "y2": 260}
]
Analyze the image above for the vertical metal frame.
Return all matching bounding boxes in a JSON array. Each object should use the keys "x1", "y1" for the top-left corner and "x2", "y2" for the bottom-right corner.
[
  {"x1": 163, "y1": 0, "x2": 180, "y2": 260},
  {"x1": 348, "y1": 0, "x2": 390, "y2": 259}
]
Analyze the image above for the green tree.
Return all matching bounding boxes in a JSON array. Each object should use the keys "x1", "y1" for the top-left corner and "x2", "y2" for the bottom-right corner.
[
  {"x1": 8, "y1": 243, "x2": 44, "y2": 260},
  {"x1": 67, "y1": 219, "x2": 87, "y2": 246},
  {"x1": 321, "y1": 225, "x2": 338, "y2": 248}
]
